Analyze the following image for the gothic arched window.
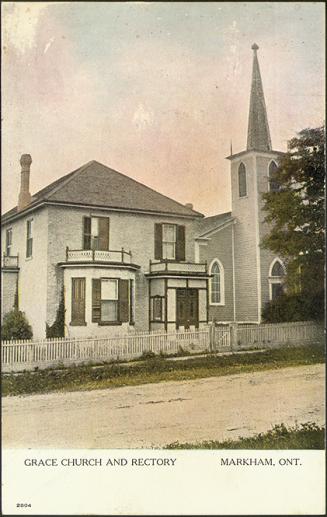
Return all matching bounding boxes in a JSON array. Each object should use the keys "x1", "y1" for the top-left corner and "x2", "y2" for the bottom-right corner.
[
  {"x1": 238, "y1": 162, "x2": 247, "y2": 197},
  {"x1": 268, "y1": 160, "x2": 280, "y2": 192},
  {"x1": 209, "y1": 259, "x2": 225, "y2": 305},
  {"x1": 269, "y1": 258, "x2": 285, "y2": 300}
]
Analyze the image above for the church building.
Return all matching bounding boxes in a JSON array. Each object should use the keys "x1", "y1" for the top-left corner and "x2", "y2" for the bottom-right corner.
[
  {"x1": 1, "y1": 44, "x2": 286, "y2": 338},
  {"x1": 197, "y1": 43, "x2": 286, "y2": 323}
]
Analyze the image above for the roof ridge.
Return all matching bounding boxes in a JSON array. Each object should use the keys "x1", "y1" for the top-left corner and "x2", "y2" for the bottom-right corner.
[{"x1": 203, "y1": 211, "x2": 231, "y2": 220}]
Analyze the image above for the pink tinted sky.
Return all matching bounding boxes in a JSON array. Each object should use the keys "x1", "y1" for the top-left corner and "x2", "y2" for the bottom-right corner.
[{"x1": 2, "y1": 2, "x2": 325, "y2": 216}]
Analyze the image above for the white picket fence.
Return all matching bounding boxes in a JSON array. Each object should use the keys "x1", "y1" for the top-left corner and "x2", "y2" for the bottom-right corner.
[
  {"x1": 215, "y1": 320, "x2": 324, "y2": 350},
  {"x1": 1, "y1": 321, "x2": 324, "y2": 373},
  {"x1": 1, "y1": 327, "x2": 211, "y2": 372}
]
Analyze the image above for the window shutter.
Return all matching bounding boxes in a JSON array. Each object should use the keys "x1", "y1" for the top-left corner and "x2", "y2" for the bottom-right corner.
[
  {"x1": 129, "y1": 279, "x2": 134, "y2": 323},
  {"x1": 98, "y1": 217, "x2": 110, "y2": 251},
  {"x1": 176, "y1": 225, "x2": 185, "y2": 261},
  {"x1": 83, "y1": 217, "x2": 91, "y2": 250},
  {"x1": 71, "y1": 278, "x2": 86, "y2": 324},
  {"x1": 118, "y1": 279, "x2": 129, "y2": 322},
  {"x1": 154, "y1": 223, "x2": 163, "y2": 260},
  {"x1": 92, "y1": 279, "x2": 101, "y2": 322}
]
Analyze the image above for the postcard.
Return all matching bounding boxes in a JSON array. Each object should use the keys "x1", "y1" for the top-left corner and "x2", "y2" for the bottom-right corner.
[{"x1": 1, "y1": 1, "x2": 325, "y2": 515}]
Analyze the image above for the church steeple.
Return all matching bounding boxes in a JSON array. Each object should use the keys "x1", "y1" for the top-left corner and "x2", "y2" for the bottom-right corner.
[{"x1": 247, "y1": 43, "x2": 272, "y2": 152}]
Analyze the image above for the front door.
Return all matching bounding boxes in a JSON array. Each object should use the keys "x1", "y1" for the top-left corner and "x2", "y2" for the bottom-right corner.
[{"x1": 176, "y1": 288, "x2": 199, "y2": 329}]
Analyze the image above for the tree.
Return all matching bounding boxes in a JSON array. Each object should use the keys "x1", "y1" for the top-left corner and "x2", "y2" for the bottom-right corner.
[
  {"x1": 1, "y1": 309, "x2": 33, "y2": 340},
  {"x1": 262, "y1": 126, "x2": 325, "y2": 321}
]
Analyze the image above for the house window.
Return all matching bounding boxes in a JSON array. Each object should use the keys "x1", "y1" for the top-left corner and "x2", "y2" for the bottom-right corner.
[
  {"x1": 6, "y1": 228, "x2": 12, "y2": 256},
  {"x1": 92, "y1": 278, "x2": 130, "y2": 324},
  {"x1": 238, "y1": 162, "x2": 247, "y2": 197},
  {"x1": 101, "y1": 279, "x2": 118, "y2": 322},
  {"x1": 154, "y1": 223, "x2": 185, "y2": 261},
  {"x1": 83, "y1": 216, "x2": 109, "y2": 251},
  {"x1": 269, "y1": 258, "x2": 285, "y2": 300},
  {"x1": 268, "y1": 160, "x2": 280, "y2": 192},
  {"x1": 26, "y1": 219, "x2": 33, "y2": 258},
  {"x1": 151, "y1": 296, "x2": 164, "y2": 322},
  {"x1": 71, "y1": 277, "x2": 86, "y2": 325},
  {"x1": 162, "y1": 224, "x2": 176, "y2": 259},
  {"x1": 209, "y1": 259, "x2": 225, "y2": 305}
]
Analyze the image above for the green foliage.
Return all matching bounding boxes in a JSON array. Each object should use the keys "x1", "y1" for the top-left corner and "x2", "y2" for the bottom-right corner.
[
  {"x1": 46, "y1": 288, "x2": 65, "y2": 338},
  {"x1": 165, "y1": 422, "x2": 325, "y2": 450},
  {"x1": 2, "y1": 343, "x2": 324, "y2": 396},
  {"x1": 14, "y1": 281, "x2": 19, "y2": 310},
  {"x1": 140, "y1": 350, "x2": 156, "y2": 360},
  {"x1": 262, "y1": 126, "x2": 325, "y2": 317},
  {"x1": 1, "y1": 309, "x2": 33, "y2": 341},
  {"x1": 262, "y1": 291, "x2": 325, "y2": 323}
]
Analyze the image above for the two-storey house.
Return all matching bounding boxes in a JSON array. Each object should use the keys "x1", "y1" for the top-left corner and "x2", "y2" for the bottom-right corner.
[{"x1": 1, "y1": 158, "x2": 209, "y2": 339}]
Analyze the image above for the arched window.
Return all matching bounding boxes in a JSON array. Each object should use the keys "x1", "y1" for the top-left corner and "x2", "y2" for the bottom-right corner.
[
  {"x1": 269, "y1": 258, "x2": 285, "y2": 300},
  {"x1": 268, "y1": 160, "x2": 280, "y2": 192},
  {"x1": 238, "y1": 162, "x2": 247, "y2": 197},
  {"x1": 209, "y1": 259, "x2": 225, "y2": 305}
]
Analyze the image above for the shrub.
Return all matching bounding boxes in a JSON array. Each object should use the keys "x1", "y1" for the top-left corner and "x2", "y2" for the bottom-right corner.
[
  {"x1": 1, "y1": 309, "x2": 33, "y2": 340},
  {"x1": 140, "y1": 350, "x2": 156, "y2": 360},
  {"x1": 262, "y1": 291, "x2": 324, "y2": 323},
  {"x1": 46, "y1": 288, "x2": 65, "y2": 338}
]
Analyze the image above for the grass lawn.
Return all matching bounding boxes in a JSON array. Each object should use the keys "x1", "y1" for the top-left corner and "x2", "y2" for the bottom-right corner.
[
  {"x1": 165, "y1": 423, "x2": 326, "y2": 449},
  {"x1": 2, "y1": 343, "x2": 325, "y2": 397}
]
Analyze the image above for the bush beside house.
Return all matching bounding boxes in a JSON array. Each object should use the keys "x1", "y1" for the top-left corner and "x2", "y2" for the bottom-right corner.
[
  {"x1": 1, "y1": 309, "x2": 33, "y2": 340},
  {"x1": 262, "y1": 291, "x2": 324, "y2": 323}
]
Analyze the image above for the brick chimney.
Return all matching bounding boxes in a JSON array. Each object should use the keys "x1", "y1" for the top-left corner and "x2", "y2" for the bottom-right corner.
[
  {"x1": 18, "y1": 154, "x2": 32, "y2": 211},
  {"x1": 185, "y1": 203, "x2": 193, "y2": 210}
]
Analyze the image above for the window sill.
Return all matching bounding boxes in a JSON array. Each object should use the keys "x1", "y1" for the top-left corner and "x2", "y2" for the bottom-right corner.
[
  {"x1": 25, "y1": 256, "x2": 33, "y2": 261},
  {"x1": 238, "y1": 195, "x2": 248, "y2": 200},
  {"x1": 98, "y1": 321, "x2": 122, "y2": 326},
  {"x1": 210, "y1": 302, "x2": 225, "y2": 307},
  {"x1": 70, "y1": 321, "x2": 87, "y2": 326}
]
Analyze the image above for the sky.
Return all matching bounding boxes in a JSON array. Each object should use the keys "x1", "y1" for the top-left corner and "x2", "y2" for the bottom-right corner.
[{"x1": 1, "y1": 1, "x2": 325, "y2": 216}]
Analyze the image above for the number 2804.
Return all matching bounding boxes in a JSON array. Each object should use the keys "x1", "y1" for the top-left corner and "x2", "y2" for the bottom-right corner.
[{"x1": 16, "y1": 503, "x2": 31, "y2": 508}]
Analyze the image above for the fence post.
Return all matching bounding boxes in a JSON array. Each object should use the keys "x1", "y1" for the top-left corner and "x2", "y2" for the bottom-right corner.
[
  {"x1": 229, "y1": 322, "x2": 238, "y2": 351},
  {"x1": 209, "y1": 321, "x2": 214, "y2": 352}
]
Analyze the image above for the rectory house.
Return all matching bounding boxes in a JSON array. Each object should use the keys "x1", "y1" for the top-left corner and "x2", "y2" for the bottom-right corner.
[{"x1": 1, "y1": 44, "x2": 286, "y2": 339}]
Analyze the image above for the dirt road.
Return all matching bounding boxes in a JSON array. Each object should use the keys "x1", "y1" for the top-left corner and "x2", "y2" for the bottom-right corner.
[{"x1": 2, "y1": 364, "x2": 324, "y2": 448}]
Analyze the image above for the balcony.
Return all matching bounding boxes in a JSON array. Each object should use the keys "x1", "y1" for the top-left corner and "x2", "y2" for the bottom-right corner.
[
  {"x1": 62, "y1": 247, "x2": 139, "y2": 269},
  {"x1": 148, "y1": 259, "x2": 208, "y2": 276},
  {"x1": 2, "y1": 254, "x2": 19, "y2": 269}
]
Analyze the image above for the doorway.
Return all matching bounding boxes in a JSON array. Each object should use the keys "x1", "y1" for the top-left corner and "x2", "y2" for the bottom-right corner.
[{"x1": 176, "y1": 288, "x2": 199, "y2": 329}]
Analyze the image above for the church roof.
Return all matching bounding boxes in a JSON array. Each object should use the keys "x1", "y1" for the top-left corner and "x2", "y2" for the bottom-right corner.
[
  {"x1": 2, "y1": 160, "x2": 203, "y2": 223},
  {"x1": 247, "y1": 43, "x2": 272, "y2": 152},
  {"x1": 196, "y1": 211, "x2": 233, "y2": 239}
]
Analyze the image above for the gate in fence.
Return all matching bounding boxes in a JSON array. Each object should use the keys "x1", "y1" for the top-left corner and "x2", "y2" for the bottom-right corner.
[{"x1": 211, "y1": 324, "x2": 231, "y2": 351}]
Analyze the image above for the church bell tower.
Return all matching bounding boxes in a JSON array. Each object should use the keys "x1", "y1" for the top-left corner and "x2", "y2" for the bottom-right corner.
[{"x1": 227, "y1": 44, "x2": 284, "y2": 323}]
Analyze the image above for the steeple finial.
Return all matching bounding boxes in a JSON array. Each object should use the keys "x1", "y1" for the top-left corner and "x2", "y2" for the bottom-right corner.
[{"x1": 247, "y1": 44, "x2": 272, "y2": 151}]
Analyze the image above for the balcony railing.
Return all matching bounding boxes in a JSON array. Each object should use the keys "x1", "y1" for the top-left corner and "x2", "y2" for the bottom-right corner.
[
  {"x1": 65, "y1": 247, "x2": 132, "y2": 264},
  {"x1": 2, "y1": 254, "x2": 19, "y2": 269},
  {"x1": 149, "y1": 259, "x2": 207, "y2": 275}
]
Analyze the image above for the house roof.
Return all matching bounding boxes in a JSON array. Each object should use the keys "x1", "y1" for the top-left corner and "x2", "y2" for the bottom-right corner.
[
  {"x1": 2, "y1": 160, "x2": 203, "y2": 223},
  {"x1": 196, "y1": 211, "x2": 234, "y2": 239}
]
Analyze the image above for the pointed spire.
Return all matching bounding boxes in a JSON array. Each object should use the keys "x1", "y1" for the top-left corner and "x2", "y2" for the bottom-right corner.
[{"x1": 247, "y1": 43, "x2": 272, "y2": 151}]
